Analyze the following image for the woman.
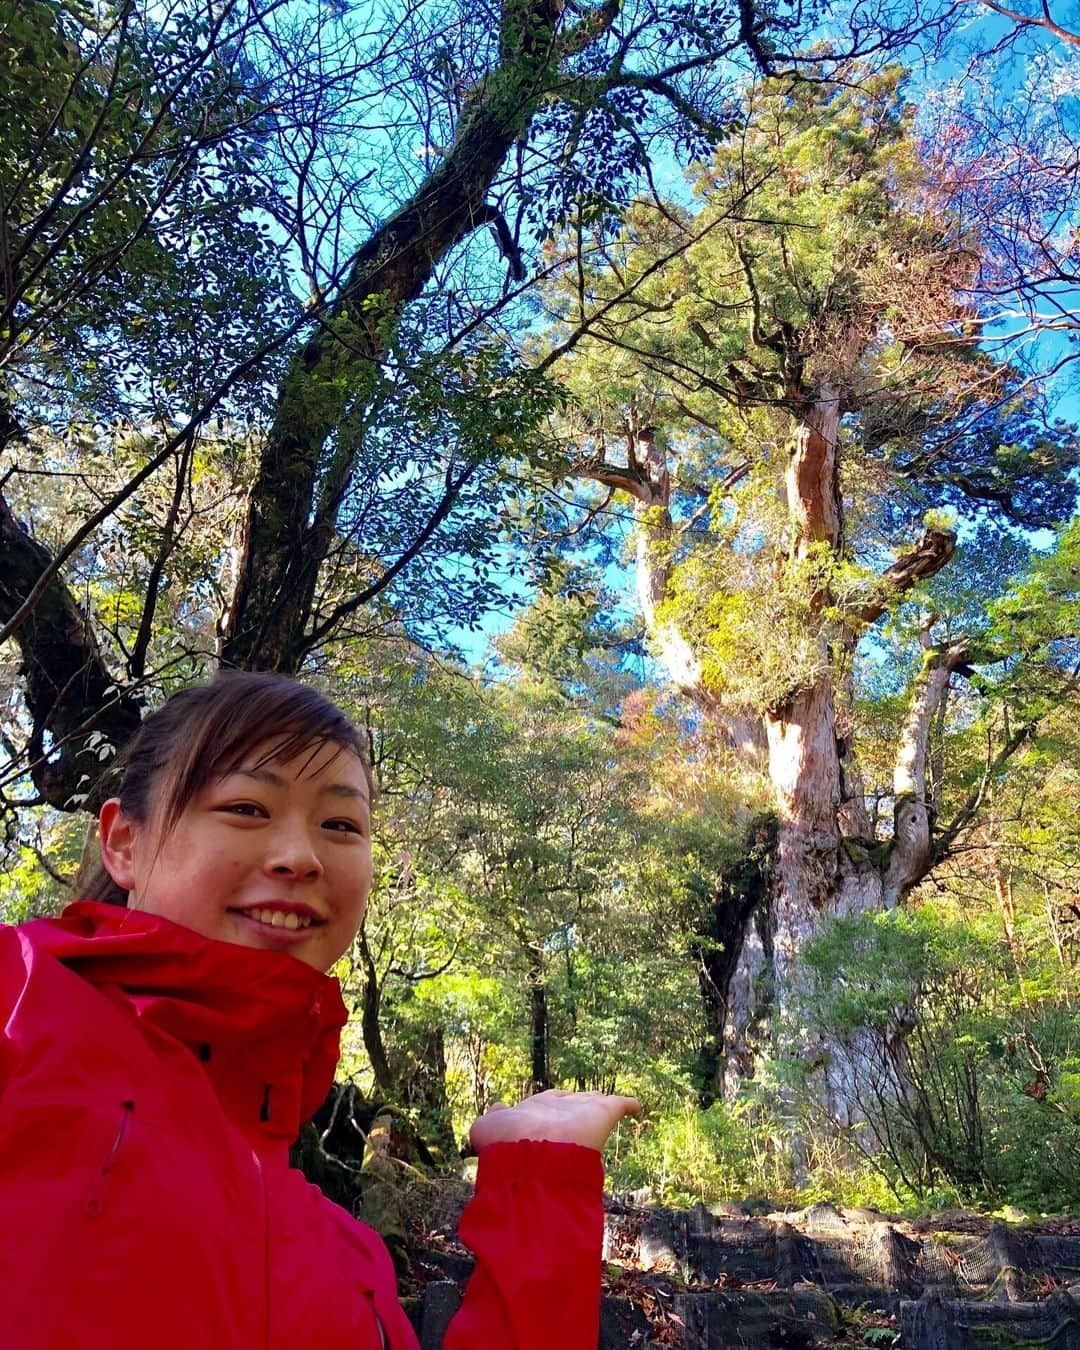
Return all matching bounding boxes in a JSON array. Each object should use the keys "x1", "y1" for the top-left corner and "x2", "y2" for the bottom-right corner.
[{"x1": 0, "y1": 672, "x2": 639, "y2": 1349}]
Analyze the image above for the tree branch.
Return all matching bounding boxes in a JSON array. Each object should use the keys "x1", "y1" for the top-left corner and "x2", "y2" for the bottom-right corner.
[
  {"x1": 853, "y1": 529, "x2": 958, "y2": 629},
  {"x1": 975, "y1": 0, "x2": 1080, "y2": 47},
  {"x1": 883, "y1": 640, "x2": 972, "y2": 903},
  {"x1": 0, "y1": 492, "x2": 141, "y2": 810},
  {"x1": 567, "y1": 454, "x2": 652, "y2": 502},
  {"x1": 299, "y1": 457, "x2": 485, "y2": 657},
  {"x1": 129, "y1": 433, "x2": 195, "y2": 681}
]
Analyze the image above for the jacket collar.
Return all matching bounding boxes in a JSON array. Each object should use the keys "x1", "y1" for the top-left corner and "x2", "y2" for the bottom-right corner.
[{"x1": 23, "y1": 900, "x2": 348, "y2": 1146}]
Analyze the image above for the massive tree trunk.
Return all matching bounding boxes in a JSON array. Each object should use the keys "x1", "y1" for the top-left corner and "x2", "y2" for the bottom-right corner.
[
  {"x1": 721, "y1": 396, "x2": 964, "y2": 1110},
  {"x1": 576, "y1": 391, "x2": 964, "y2": 1112}
]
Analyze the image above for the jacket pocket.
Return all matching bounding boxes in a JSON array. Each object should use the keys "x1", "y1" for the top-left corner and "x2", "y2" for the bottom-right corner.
[{"x1": 82, "y1": 1099, "x2": 135, "y2": 1218}]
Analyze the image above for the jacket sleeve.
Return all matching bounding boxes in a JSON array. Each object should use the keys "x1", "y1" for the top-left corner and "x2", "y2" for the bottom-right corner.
[{"x1": 442, "y1": 1140, "x2": 605, "y2": 1350}]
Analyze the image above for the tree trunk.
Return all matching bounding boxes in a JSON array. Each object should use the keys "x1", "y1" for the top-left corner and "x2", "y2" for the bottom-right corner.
[
  {"x1": 527, "y1": 946, "x2": 553, "y2": 1094},
  {"x1": 0, "y1": 492, "x2": 142, "y2": 809},
  {"x1": 222, "y1": 0, "x2": 571, "y2": 672},
  {"x1": 717, "y1": 399, "x2": 970, "y2": 1109},
  {"x1": 358, "y1": 927, "x2": 396, "y2": 1095},
  {"x1": 785, "y1": 388, "x2": 843, "y2": 559},
  {"x1": 586, "y1": 390, "x2": 969, "y2": 1115},
  {"x1": 568, "y1": 385, "x2": 971, "y2": 1112}
]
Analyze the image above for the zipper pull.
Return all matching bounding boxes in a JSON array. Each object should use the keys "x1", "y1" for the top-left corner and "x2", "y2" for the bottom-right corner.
[{"x1": 82, "y1": 1100, "x2": 134, "y2": 1218}]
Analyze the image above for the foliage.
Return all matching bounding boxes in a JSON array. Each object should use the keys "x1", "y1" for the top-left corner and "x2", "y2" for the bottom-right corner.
[
  {"x1": 670, "y1": 543, "x2": 876, "y2": 713},
  {"x1": 0, "y1": 0, "x2": 295, "y2": 430},
  {"x1": 606, "y1": 1100, "x2": 787, "y2": 1208},
  {"x1": 540, "y1": 65, "x2": 1079, "y2": 694},
  {"x1": 547, "y1": 65, "x2": 1078, "y2": 545},
  {"x1": 0, "y1": 816, "x2": 80, "y2": 923},
  {"x1": 793, "y1": 905, "x2": 1080, "y2": 1210}
]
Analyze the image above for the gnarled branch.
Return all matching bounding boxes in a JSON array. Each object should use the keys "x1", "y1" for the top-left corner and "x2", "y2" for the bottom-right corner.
[{"x1": 853, "y1": 529, "x2": 957, "y2": 630}]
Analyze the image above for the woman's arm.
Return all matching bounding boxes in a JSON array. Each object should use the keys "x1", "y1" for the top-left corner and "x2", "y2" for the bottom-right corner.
[{"x1": 442, "y1": 1092, "x2": 639, "y2": 1350}]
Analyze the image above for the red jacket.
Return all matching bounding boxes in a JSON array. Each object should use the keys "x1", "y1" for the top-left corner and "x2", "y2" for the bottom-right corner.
[{"x1": 0, "y1": 902, "x2": 603, "y2": 1349}]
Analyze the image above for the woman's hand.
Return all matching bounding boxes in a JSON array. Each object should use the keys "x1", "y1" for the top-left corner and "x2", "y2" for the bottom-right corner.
[{"x1": 469, "y1": 1089, "x2": 642, "y2": 1154}]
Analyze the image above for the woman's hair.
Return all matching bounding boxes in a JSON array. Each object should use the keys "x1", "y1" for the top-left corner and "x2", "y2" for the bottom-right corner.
[{"x1": 78, "y1": 671, "x2": 369, "y2": 906}]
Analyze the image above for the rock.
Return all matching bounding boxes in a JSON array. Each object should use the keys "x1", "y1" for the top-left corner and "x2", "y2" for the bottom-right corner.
[
  {"x1": 597, "y1": 1292, "x2": 651, "y2": 1348},
  {"x1": 711, "y1": 1201, "x2": 753, "y2": 1219},
  {"x1": 638, "y1": 1211, "x2": 686, "y2": 1275},
  {"x1": 803, "y1": 1202, "x2": 847, "y2": 1233},
  {"x1": 409, "y1": 1186, "x2": 1080, "y2": 1346},
  {"x1": 843, "y1": 1206, "x2": 892, "y2": 1225},
  {"x1": 418, "y1": 1282, "x2": 461, "y2": 1350}
]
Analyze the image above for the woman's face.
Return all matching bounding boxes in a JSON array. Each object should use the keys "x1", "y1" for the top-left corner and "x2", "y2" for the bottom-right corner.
[{"x1": 98, "y1": 739, "x2": 372, "y2": 972}]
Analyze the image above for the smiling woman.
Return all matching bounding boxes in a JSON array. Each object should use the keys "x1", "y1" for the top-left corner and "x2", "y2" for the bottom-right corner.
[
  {"x1": 0, "y1": 671, "x2": 639, "y2": 1350},
  {"x1": 98, "y1": 732, "x2": 373, "y2": 972}
]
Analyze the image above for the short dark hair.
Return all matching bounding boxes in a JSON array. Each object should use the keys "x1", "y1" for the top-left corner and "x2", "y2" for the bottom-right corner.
[{"x1": 78, "y1": 672, "x2": 368, "y2": 905}]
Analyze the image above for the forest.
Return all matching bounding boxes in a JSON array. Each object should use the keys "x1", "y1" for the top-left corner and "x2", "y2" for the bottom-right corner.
[{"x1": 1, "y1": 0, "x2": 1079, "y2": 1221}]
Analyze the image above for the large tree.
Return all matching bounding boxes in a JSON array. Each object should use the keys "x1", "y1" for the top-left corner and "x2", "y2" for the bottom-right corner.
[{"x1": 535, "y1": 68, "x2": 1079, "y2": 1108}]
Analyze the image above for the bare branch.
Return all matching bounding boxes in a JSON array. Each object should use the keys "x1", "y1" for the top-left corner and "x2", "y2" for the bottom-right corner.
[{"x1": 974, "y1": 0, "x2": 1080, "y2": 46}]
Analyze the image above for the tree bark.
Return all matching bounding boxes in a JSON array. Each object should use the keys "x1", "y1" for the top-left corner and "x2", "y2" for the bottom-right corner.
[
  {"x1": 883, "y1": 639, "x2": 971, "y2": 904},
  {"x1": 527, "y1": 945, "x2": 553, "y2": 1094},
  {"x1": 358, "y1": 926, "x2": 396, "y2": 1095},
  {"x1": 0, "y1": 492, "x2": 141, "y2": 809},
  {"x1": 785, "y1": 387, "x2": 843, "y2": 555}
]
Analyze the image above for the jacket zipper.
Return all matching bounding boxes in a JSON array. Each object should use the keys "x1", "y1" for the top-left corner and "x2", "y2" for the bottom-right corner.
[
  {"x1": 253, "y1": 1146, "x2": 271, "y2": 1350},
  {"x1": 82, "y1": 1100, "x2": 134, "y2": 1217}
]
